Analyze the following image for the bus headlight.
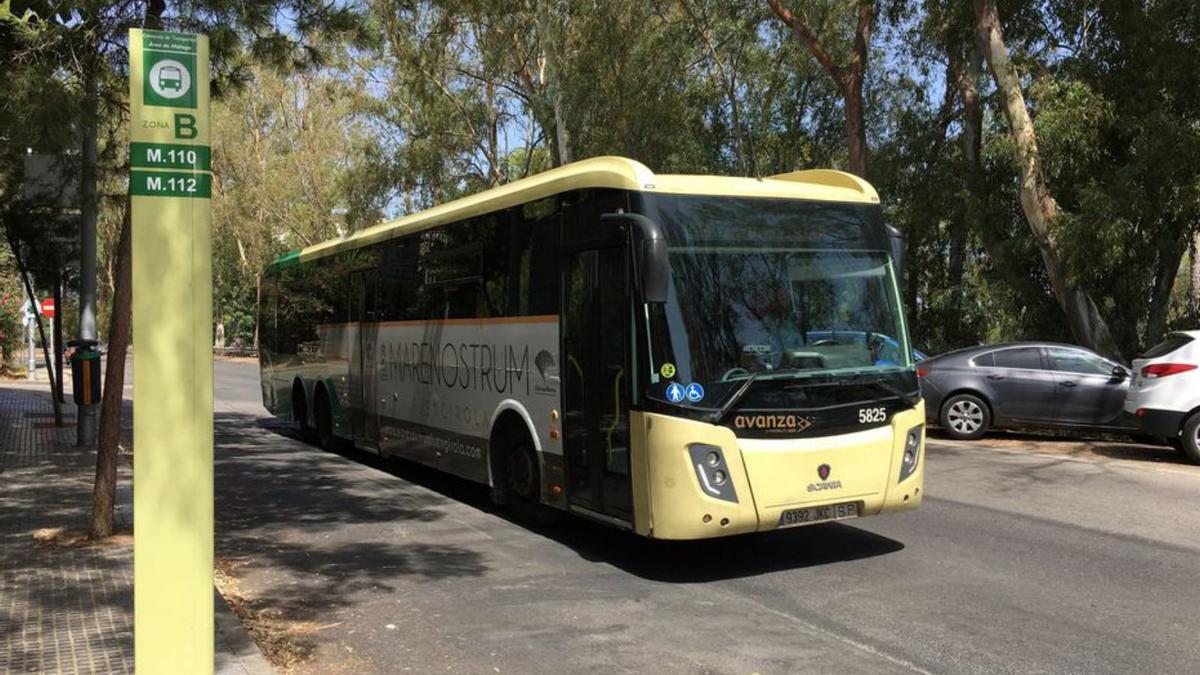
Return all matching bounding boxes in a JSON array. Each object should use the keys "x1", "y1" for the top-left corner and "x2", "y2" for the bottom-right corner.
[
  {"x1": 899, "y1": 425, "x2": 922, "y2": 483},
  {"x1": 688, "y1": 444, "x2": 738, "y2": 503}
]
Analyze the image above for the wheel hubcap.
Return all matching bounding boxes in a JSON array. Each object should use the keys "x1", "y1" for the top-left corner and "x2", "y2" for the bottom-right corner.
[{"x1": 948, "y1": 401, "x2": 983, "y2": 434}]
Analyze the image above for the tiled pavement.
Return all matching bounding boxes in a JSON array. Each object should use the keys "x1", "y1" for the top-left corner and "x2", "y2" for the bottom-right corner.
[
  {"x1": 0, "y1": 382, "x2": 273, "y2": 674},
  {"x1": 0, "y1": 386, "x2": 133, "y2": 674}
]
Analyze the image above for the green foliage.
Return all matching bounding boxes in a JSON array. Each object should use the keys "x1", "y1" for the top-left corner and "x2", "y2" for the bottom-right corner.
[
  {"x1": 5, "y1": 0, "x2": 1196, "y2": 358},
  {"x1": 0, "y1": 247, "x2": 24, "y2": 368},
  {"x1": 211, "y1": 58, "x2": 385, "y2": 344}
]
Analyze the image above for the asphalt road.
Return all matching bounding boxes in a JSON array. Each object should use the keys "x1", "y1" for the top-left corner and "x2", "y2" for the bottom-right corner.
[{"x1": 212, "y1": 359, "x2": 1200, "y2": 674}]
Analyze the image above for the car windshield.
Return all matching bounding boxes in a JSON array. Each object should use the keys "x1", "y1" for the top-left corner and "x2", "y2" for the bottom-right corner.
[{"x1": 639, "y1": 195, "x2": 911, "y2": 409}]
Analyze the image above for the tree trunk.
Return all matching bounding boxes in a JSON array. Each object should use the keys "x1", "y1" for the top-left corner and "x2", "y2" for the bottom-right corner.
[
  {"x1": 552, "y1": 90, "x2": 571, "y2": 166},
  {"x1": 1144, "y1": 227, "x2": 1187, "y2": 347},
  {"x1": 767, "y1": 0, "x2": 873, "y2": 178},
  {"x1": 3, "y1": 226, "x2": 62, "y2": 423},
  {"x1": 53, "y1": 275, "x2": 64, "y2": 403},
  {"x1": 973, "y1": 0, "x2": 1119, "y2": 358},
  {"x1": 89, "y1": 201, "x2": 131, "y2": 540},
  {"x1": 945, "y1": 49, "x2": 983, "y2": 345},
  {"x1": 1192, "y1": 231, "x2": 1199, "y2": 315},
  {"x1": 843, "y1": 73, "x2": 867, "y2": 177}
]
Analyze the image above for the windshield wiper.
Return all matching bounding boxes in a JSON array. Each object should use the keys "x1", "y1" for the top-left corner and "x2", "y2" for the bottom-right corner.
[
  {"x1": 708, "y1": 372, "x2": 762, "y2": 424},
  {"x1": 706, "y1": 369, "x2": 817, "y2": 423},
  {"x1": 704, "y1": 369, "x2": 917, "y2": 423}
]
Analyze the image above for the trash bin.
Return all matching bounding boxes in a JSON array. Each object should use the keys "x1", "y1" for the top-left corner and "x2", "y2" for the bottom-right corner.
[{"x1": 70, "y1": 342, "x2": 102, "y2": 406}]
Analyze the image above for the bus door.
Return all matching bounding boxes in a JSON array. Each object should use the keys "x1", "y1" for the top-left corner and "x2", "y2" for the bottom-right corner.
[
  {"x1": 349, "y1": 271, "x2": 381, "y2": 448},
  {"x1": 561, "y1": 243, "x2": 634, "y2": 522}
]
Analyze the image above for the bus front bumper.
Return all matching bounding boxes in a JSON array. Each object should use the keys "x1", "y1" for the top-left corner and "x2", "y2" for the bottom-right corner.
[{"x1": 632, "y1": 406, "x2": 925, "y2": 540}]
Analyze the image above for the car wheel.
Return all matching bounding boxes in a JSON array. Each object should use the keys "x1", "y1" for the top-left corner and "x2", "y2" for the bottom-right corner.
[
  {"x1": 1180, "y1": 413, "x2": 1200, "y2": 465},
  {"x1": 940, "y1": 394, "x2": 991, "y2": 440}
]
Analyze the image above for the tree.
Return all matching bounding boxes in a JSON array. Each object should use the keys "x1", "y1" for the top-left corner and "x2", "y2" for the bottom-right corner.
[
  {"x1": 767, "y1": 0, "x2": 874, "y2": 176},
  {"x1": 4, "y1": 0, "x2": 374, "y2": 538},
  {"x1": 211, "y1": 59, "x2": 387, "y2": 345},
  {"x1": 973, "y1": 0, "x2": 1119, "y2": 357}
]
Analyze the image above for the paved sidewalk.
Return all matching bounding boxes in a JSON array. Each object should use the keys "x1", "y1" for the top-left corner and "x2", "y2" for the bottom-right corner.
[{"x1": 0, "y1": 382, "x2": 272, "y2": 674}]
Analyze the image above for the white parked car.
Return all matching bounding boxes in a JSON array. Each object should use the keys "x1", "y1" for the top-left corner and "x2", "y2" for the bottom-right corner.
[{"x1": 1124, "y1": 330, "x2": 1200, "y2": 463}]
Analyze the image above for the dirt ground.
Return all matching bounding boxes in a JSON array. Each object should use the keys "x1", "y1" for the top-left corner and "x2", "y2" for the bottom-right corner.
[{"x1": 927, "y1": 428, "x2": 1188, "y2": 466}]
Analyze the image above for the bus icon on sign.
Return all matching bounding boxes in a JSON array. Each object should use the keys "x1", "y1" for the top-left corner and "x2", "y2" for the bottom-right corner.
[
  {"x1": 158, "y1": 66, "x2": 183, "y2": 91},
  {"x1": 147, "y1": 58, "x2": 192, "y2": 101}
]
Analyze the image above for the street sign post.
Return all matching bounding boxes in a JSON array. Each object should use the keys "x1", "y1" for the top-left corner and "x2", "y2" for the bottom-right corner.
[
  {"x1": 21, "y1": 299, "x2": 36, "y2": 380},
  {"x1": 129, "y1": 28, "x2": 213, "y2": 673}
]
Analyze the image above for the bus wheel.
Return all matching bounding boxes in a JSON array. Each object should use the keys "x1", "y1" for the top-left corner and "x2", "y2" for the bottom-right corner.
[
  {"x1": 293, "y1": 382, "x2": 317, "y2": 444},
  {"x1": 504, "y1": 440, "x2": 540, "y2": 519},
  {"x1": 314, "y1": 388, "x2": 336, "y2": 450}
]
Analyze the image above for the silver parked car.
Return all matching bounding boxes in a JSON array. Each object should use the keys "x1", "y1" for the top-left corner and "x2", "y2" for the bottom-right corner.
[{"x1": 918, "y1": 342, "x2": 1133, "y2": 440}]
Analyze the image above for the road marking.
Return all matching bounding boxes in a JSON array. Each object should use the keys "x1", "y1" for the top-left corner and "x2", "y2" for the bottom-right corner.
[{"x1": 753, "y1": 603, "x2": 933, "y2": 674}]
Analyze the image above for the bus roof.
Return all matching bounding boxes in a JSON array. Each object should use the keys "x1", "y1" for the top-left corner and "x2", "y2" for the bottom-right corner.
[{"x1": 269, "y1": 156, "x2": 880, "y2": 269}]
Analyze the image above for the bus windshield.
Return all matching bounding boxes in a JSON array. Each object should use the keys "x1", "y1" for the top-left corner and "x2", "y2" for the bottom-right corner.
[{"x1": 641, "y1": 196, "x2": 911, "y2": 409}]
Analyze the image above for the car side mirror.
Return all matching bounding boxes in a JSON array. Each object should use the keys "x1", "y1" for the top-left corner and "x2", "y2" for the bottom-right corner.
[{"x1": 1112, "y1": 366, "x2": 1128, "y2": 379}]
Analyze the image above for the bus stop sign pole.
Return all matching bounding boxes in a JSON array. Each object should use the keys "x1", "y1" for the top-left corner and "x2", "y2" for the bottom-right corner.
[{"x1": 129, "y1": 29, "x2": 213, "y2": 673}]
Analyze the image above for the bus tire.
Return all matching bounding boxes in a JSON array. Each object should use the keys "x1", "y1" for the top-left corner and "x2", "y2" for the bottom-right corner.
[
  {"x1": 1180, "y1": 413, "x2": 1200, "y2": 465},
  {"x1": 292, "y1": 381, "x2": 317, "y2": 444},
  {"x1": 940, "y1": 393, "x2": 991, "y2": 440},
  {"x1": 314, "y1": 386, "x2": 337, "y2": 451},
  {"x1": 504, "y1": 438, "x2": 541, "y2": 521}
]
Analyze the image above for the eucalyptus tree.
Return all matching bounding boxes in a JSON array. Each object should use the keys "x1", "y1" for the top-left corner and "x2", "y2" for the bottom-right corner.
[{"x1": 766, "y1": 0, "x2": 875, "y2": 177}]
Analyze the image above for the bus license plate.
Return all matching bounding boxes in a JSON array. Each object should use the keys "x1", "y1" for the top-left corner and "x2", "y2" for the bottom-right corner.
[{"x1": 777, "y1": 502, "x2": 859, "y2": 528}]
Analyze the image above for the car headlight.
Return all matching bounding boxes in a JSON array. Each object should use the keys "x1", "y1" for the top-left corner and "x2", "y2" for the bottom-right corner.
[{"x1": 899, "y1": 425, "x2": 922, "y2": 483}]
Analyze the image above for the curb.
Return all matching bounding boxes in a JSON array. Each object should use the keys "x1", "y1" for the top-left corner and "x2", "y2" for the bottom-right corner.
[{"x1": 215, "y1": 589, "x2": 275, "y2": 675}]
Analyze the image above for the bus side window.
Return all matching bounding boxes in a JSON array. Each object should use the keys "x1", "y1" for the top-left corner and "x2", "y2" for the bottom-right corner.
[
  {"x1": 259, "y1": 276, "x2": 277, "y2": 355},
  {"x1": 480, "y1": 213, "x2": 513, "y2": 318},
  {"x1": 524, "y1": 198, "x2": 560, "y2": 316},
  {"x1": 378, "y1": 238, "x2": 419, "y2": 321}
]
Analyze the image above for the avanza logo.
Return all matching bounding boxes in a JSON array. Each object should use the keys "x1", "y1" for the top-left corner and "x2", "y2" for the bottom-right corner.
[{"x1": 733, "y1": 414, "x2": 814, "y2": 432}]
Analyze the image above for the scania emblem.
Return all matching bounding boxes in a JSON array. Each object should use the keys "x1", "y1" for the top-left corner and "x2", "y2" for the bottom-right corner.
[{"x1": 817, "y1": 464, "x2": 831, "y2": 480}]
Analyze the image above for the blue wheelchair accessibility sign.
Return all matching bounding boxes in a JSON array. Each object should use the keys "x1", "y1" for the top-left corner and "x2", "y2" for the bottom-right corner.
[{"x1": 685, "y1": 382, "x2": 705, "y2": 403}]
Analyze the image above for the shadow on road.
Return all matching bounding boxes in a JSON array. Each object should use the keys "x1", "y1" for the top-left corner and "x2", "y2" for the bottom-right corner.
[
  {"x1": 539, "y1": 519, "x2": 906, "y2": 583},
  {"x1": 238, "y1": 414, "x2": 905, "y2": 586},
  {"x1": 215, "y1": 411, "x2": 491, "y2": 663}
]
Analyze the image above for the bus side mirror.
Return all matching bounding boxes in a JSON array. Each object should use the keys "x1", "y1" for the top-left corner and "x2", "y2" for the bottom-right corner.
[
  {"x1": 639, "y1": 238, "x2": 668, "y2": 304},
  {"x1": 601, "y1": 212, "x2": 669, "y2": 303},
  {"x1": 885, "y1": 223, "x2": 905, "y2": 282}
]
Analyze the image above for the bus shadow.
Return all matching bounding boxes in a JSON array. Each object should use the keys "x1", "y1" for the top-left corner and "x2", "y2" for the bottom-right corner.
[
  {"x1": 539, "y1": 519, "x2": 906, "y2": 583},
  {"x1": 256, "y1": 419, "x2": 906, "y2": 583},
  {"x1": 282, "y1": 427, "x2": 904, "y2": 582}
]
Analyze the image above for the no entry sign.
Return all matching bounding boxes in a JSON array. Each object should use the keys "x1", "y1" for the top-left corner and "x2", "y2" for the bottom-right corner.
[{"x1": 41, "y1": 298, "x2": 55, "y2": 318}]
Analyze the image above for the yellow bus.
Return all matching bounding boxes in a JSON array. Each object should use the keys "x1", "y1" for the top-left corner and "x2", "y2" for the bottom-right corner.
[{"x1": 258, "y1": 156, "x2": 924, "y2": 539}]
